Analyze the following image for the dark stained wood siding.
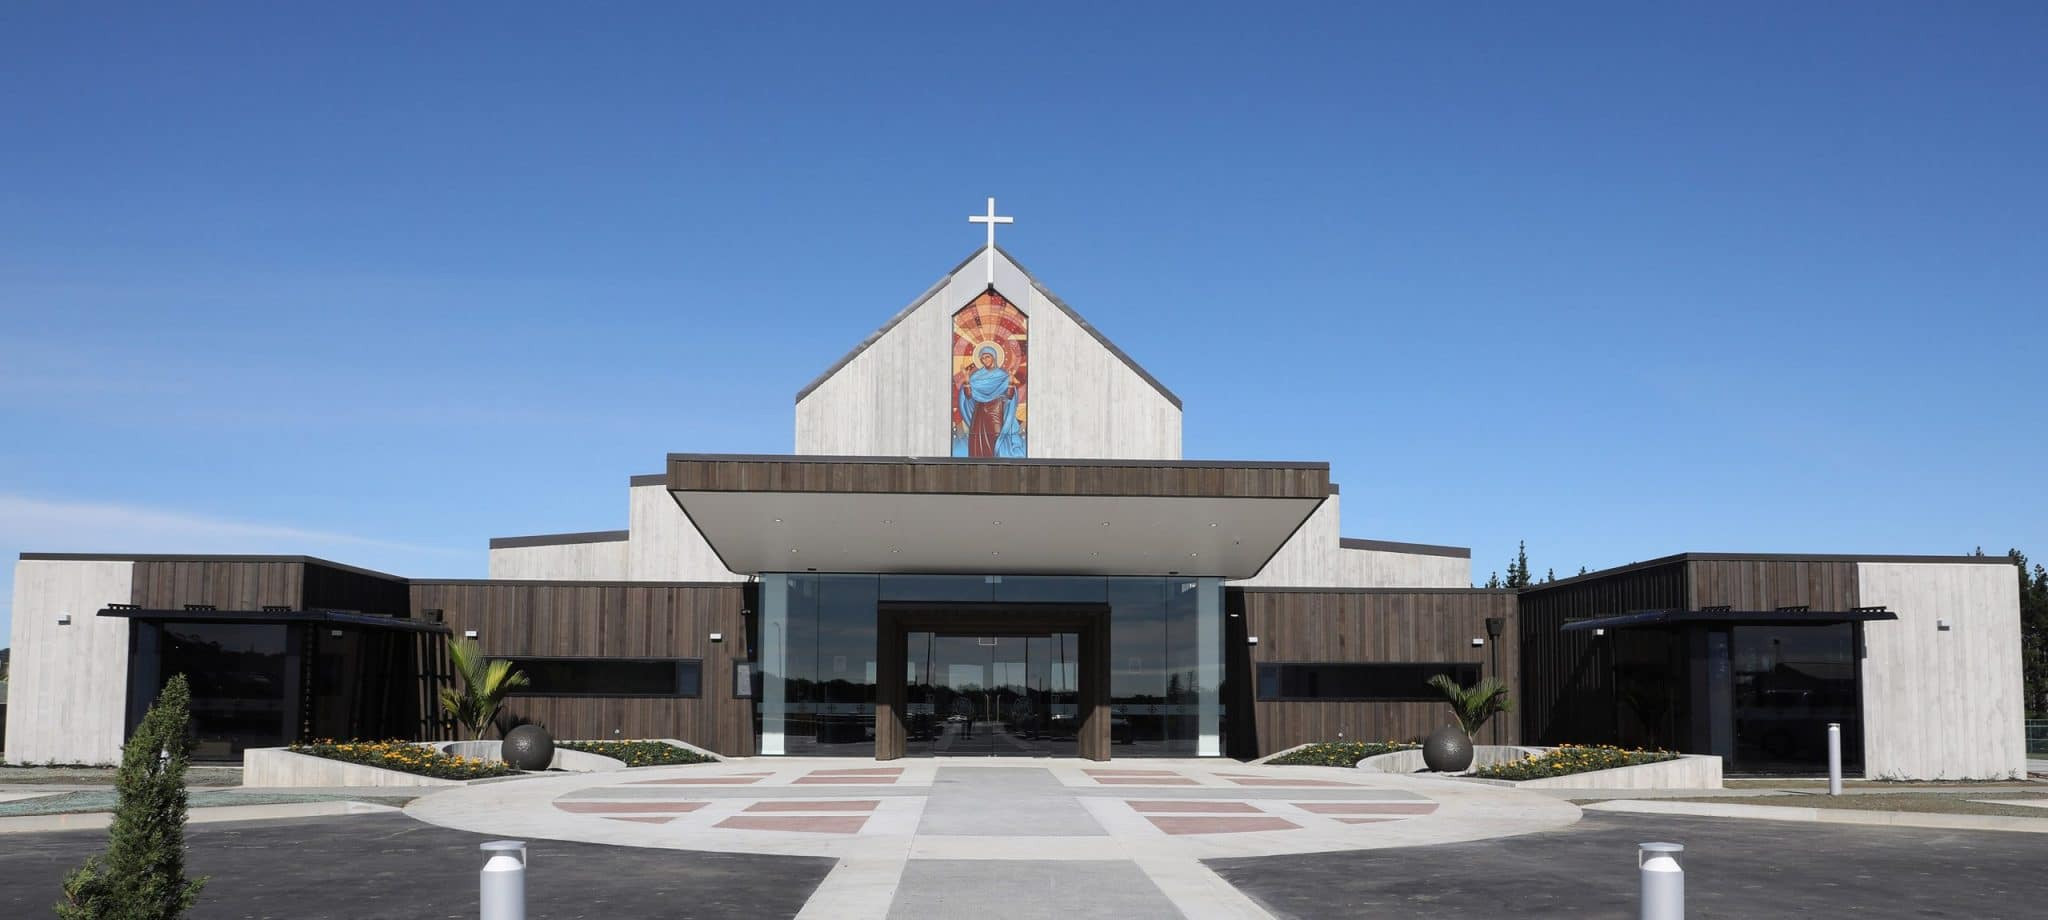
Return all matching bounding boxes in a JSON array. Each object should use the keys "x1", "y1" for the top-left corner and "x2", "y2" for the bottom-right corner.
[
  {"x1": 669, "y1": 456, "x2": 1329, "y2": 498},
  {"x1": 1685, "y1": 559, "x2": 1860, "y2": 611},
  {"x1": 1516, "y1": 561, "x2": 1688, "y2": 746},
  {"x1": 130, "y1": 560, "x2": 306, "y2": 610},
  {"x1": 1231, "y1": 589, "x2": 1519, "y2": 756},
  {"x1": 408, "y1": 581, "x2": 756, "y2": 756},
  {"x1": 302, "y1": 561, "x2": 411, "y2": 615}
]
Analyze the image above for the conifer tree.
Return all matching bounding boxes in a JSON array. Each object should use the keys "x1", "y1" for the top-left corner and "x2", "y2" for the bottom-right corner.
[{"x1": 58, "y1": 674, "x2": 208, "y2": 919}]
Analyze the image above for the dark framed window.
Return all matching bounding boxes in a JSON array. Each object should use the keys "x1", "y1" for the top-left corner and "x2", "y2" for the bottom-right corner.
[
  {"x1": 1255, "y1": 662, "x2": 1480, "y2": 702},
  {"x1": 500, "y1": 657, "x2": 702, "y2": 698}
]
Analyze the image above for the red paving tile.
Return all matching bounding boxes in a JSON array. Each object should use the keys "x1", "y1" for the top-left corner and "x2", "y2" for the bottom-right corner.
[
  {"x1": 553, "y1": 801, "x2": 707, "y2": 814},
  {"x1": 716, "y1": 815, "x2": 869, "y2": 834},
  {"x1": 1092, "y1": 777, "x2": 1200, "y2": 785},
  {"x1": 793, "y1": 775, "x2": 898, "y2": 784},
  {"x1": 1125, "y1": 800, "x2": 1262, "y2": 814},
  {"x1": 1146, "y1": 815, "x2": 1299, "y2": 835},
  {"x1": 603, "y1": 816, "x2": 676, "y2": 824},
  {"x1": 743, "y1": 800, "x2": 881, "y2": 812},
  {"x1": 1293, "y1": 802, "x2": 1439, "y2": 815}
]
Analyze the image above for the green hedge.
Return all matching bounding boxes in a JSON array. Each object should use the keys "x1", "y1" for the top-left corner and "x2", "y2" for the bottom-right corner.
[
  {"x1": 288, "y1": 740, "x2": 514, "y2": 780},
  {"x1": 1265, "y1": 741, "x2": 1418, "y2": 767},
  {"x1": 1473, "y1": 744, "x2": 1678, "y2": 781},
  {"x1": 558, "y1": 740, "x2": 716, "y2": 767}
]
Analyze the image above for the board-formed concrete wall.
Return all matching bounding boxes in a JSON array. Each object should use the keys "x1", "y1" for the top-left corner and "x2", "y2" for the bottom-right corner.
[
  {"x1": 488, "y1": 539, "x2": 630, "y2": 580},
  {"x1": 5, "y1": 559, "x2": 134, "y2": 764},
  {"x1": 625, "y1": 484, "x2": 745, "y2": 581},
  {"x1": 1231, "y1": 495, "x2": 1471, "y2": 588},
  {"x1": 1857, "y1": 562, "x2": 2026, "y2": 780},
  {"x1": 795, "y1": 247, "x2": 1182, "y2": 460}
]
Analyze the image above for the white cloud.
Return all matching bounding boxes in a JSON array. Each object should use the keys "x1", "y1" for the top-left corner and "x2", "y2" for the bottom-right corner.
[
  {"x1": 0, "y1": 494, "x2": 460, "y2": 557},
  {"x1": 0, "y1": 494, "x2": 471, "y2": 639}
]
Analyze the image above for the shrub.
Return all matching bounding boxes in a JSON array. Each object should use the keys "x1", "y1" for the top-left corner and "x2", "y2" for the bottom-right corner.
[
  {"x1": 438, "y1": 639, "x2": 528, "y2": 740},
  {"x1": 58, "y1": 674, "x2": 208, "y2": 919},
  {"x1": 1473, "y1": 743, "x2": 1679, "y2": 781},
  {"x1": 557, "y1": 740, "x2": 716, "y2": 767},
  {"x1": 288, "y1": 740, "x2": 514, "y2": 780},
  {"x1": 1266, "y1": 741, "x2": 1418, "y2": 767},
  {"x1": 1427, "y1": 674, "x2": 1513, "y2": 736}
]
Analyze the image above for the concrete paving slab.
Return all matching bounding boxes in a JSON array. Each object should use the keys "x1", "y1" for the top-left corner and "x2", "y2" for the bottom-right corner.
[{"x1": 887, "y1": 859, "x2": 1179, "y2": 920}]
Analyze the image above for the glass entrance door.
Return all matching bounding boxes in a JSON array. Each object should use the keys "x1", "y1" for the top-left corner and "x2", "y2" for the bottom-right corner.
[{"x1": 905, "y1": 632, "x2": 1080, "y2": 757}]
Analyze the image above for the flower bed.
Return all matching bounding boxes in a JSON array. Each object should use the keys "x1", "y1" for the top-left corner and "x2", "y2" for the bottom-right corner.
[
  {"x1": 286, "y1": 740, "x2": 514, "y2": 780},
  {"x1": 1266, "y1": 741, "x2": 1418, "y2": 767},
  {"x1": 556, "y1": 740, "x2": 716, "y2": 767},
  {"x1": 1473, "y1": 744, "x2": 1678, "y2": 781}
]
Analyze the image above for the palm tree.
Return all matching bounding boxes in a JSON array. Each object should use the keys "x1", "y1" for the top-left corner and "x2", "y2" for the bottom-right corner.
[
  {"x1": 438, "y1": 639, "x2": 529, "y2": 740},
  {"x1": 1427, "y1": 674, "x2": 1513, "y2": 737}
]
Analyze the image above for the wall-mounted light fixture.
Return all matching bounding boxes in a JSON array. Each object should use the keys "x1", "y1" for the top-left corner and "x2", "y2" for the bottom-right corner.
[
  {"x1": 1471, "y1": 637, "x2": 1486, "y2": 647},
  {"x1": 709, "y1": 632, "x2": 724, "y2": 643},
  {"x1": 329, "y1": 629, "x2": 344, "y2": 638},
  {"x1": 464, "y1": 629, "x2": 479, "y2": 639},
  {"x1": 1593, "y1": 628, "x2": 1606, "y2": 637},
  {"x1": 1937, "y1": 618, "x2": 1953, "y2": 632},
  {"x1": 1247, "y1": 635, "x2": 1260, "y2": 645},
  {"x1": 57, "y1": 612, "x2": 71, "y2": 626}
]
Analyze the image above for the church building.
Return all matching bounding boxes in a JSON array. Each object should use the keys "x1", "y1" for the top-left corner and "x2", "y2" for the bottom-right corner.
[{"x1": 4, "y1": 205, "x2": 2027, "y2": 779}]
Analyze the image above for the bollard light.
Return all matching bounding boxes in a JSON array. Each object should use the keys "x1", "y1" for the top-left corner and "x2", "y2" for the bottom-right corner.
[
  {"x1": 1639, "y1": 842, "x2": 1683, "y2": 920},
  {"x1": 1827, "y1": 722, "x2": 1844, "y2": 796},
  {"x1": 480, "y1": 840, "x2": 527, "y2": 920}
]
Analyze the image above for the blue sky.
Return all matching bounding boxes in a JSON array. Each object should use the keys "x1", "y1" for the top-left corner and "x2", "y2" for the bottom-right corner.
[{"x1": 3, "y1": 4, "x2": 2043, "y2": 640}]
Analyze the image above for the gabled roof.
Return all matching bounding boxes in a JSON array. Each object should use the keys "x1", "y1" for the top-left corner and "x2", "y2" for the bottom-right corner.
[{"x1": 793, "y1": 246, "x2": 1182, "y2": 408}]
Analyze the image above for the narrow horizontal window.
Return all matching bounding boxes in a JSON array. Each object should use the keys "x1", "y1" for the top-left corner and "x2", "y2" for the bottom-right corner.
[
  {"x1": 498, "y1": 657, "x2": 702, "y2": 698},
  {"x1": 1255, "y1": 662, "x2": 1480, "y2": 702}
]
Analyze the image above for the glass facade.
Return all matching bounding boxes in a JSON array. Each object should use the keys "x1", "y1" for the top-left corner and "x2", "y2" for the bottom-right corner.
[
  {"x1": 1601, "y1": 621, "x2": 1864, "y2": 774},
  {"x1": 758, "y1": 574, "x2": 1223, "y2": 758}
]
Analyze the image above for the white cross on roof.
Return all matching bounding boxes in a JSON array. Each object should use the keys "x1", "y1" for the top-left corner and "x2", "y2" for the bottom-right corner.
[{"x1": 967, "y1": 197, "x2": 1013, "y2": 287}]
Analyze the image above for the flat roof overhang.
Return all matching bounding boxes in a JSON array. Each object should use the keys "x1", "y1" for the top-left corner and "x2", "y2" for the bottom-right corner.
[
  {"x1": 666, "y1": 453, "x2": 1331, "y2": 578},
  {"x1": 1561, "y1": 608, "x2": 1900, "y2": 632}
]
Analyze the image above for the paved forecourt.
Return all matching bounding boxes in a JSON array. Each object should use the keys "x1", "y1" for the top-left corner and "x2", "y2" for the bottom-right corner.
[{"x1": 406, "y1": 757, "x2": 1581, "y2": 919}]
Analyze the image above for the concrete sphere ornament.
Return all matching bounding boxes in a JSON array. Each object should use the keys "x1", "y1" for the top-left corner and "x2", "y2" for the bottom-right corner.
[
  {"x1": 503, "y1": 724, "x2": 555, "y2": 771},
  {"x1": 1423, "y1": 725, "x2": 1474, "y2": 772}
]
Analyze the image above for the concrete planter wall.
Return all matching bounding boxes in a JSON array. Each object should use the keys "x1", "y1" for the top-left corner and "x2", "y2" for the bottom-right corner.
[
  {"x1": 428, "y1": 741, "x2": 626, "y2": 772},
  {"x1": 1358, "y1": 745, "x2": 1543, "y2": 774},
  {"x1": 242, "y1": 748, "x2": 471, "y2": 788},
  {"x1": 1496, "y1": 753, "x2": 1723, "y2": 790}
]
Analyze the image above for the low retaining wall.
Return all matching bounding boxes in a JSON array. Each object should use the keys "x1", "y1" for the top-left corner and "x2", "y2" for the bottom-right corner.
[
  {"x1": 1500, "y1": 753, "x2": 1723, "y2": 790},
  {"x1": 430, "y1": 741, "x2": 626, "y2": 772},
  {"x1": 1357, "y1": 746, "x2": 1543, "y2": 773},
  {"x1": 242, "y1": 749, "x2": 470, "y2": 788}
]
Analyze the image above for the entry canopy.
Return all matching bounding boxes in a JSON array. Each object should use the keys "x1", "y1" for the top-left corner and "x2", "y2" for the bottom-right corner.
[
  {"x1": 1561, "y1": 608, "x2": 1900, "y2": 632},
  {"x1": 666, "y1": 453, "x2": 1331, "y2": 579}
]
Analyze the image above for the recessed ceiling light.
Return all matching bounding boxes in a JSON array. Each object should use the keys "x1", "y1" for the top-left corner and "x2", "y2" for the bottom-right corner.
[
  {"x1": 891, "y1": 548, "x2": 900, "y2": 553},
  {"x1": 1190, "y1": 552, "x2": 1199, "y2": 557},
  {"x1": 1101, "y1": 521, "x2": 1110, "y2": 527},
  {"x1": 991, "y1": 551, "x2": 1000, "y2": 556},
  {"x1": 1209, "y1": 522, "x2": 1218, "y2": 527},
  {"x1": 789, "y1": 548, "x2": 799, "y2": 553},
  {"x1": 773, "y1": 518, "x2": 782, "y2": 523},
  {"x1": 881, "y1": 519, "x2": 892, "y2": 525}
]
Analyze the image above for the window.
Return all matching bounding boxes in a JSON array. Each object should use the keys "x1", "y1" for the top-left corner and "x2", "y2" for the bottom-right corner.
[
  {"x1": 1256, "y1": 662, "x2": 1480, "y2": 701},
  {"x1": 500, "y1": 657, "x2": 702, "y2": 697}
]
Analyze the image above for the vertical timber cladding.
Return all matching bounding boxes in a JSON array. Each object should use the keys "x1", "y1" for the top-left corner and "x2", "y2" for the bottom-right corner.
[
  {"x1": 126, "y1": 557, "x2": 411, "y2": 614},
  {"x1": 1684, "y1": 557, "x2": 1860, "y2": 610},
  {"x1": 1234, "y1": 589, "x2": 1520, "y2": 756},
  {"x1": 408, "y1": 581, "x2": 756, "y2": 755},
  {"x1": 1516, "y1": 561, "x2": 1686, "y2": 746}
]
